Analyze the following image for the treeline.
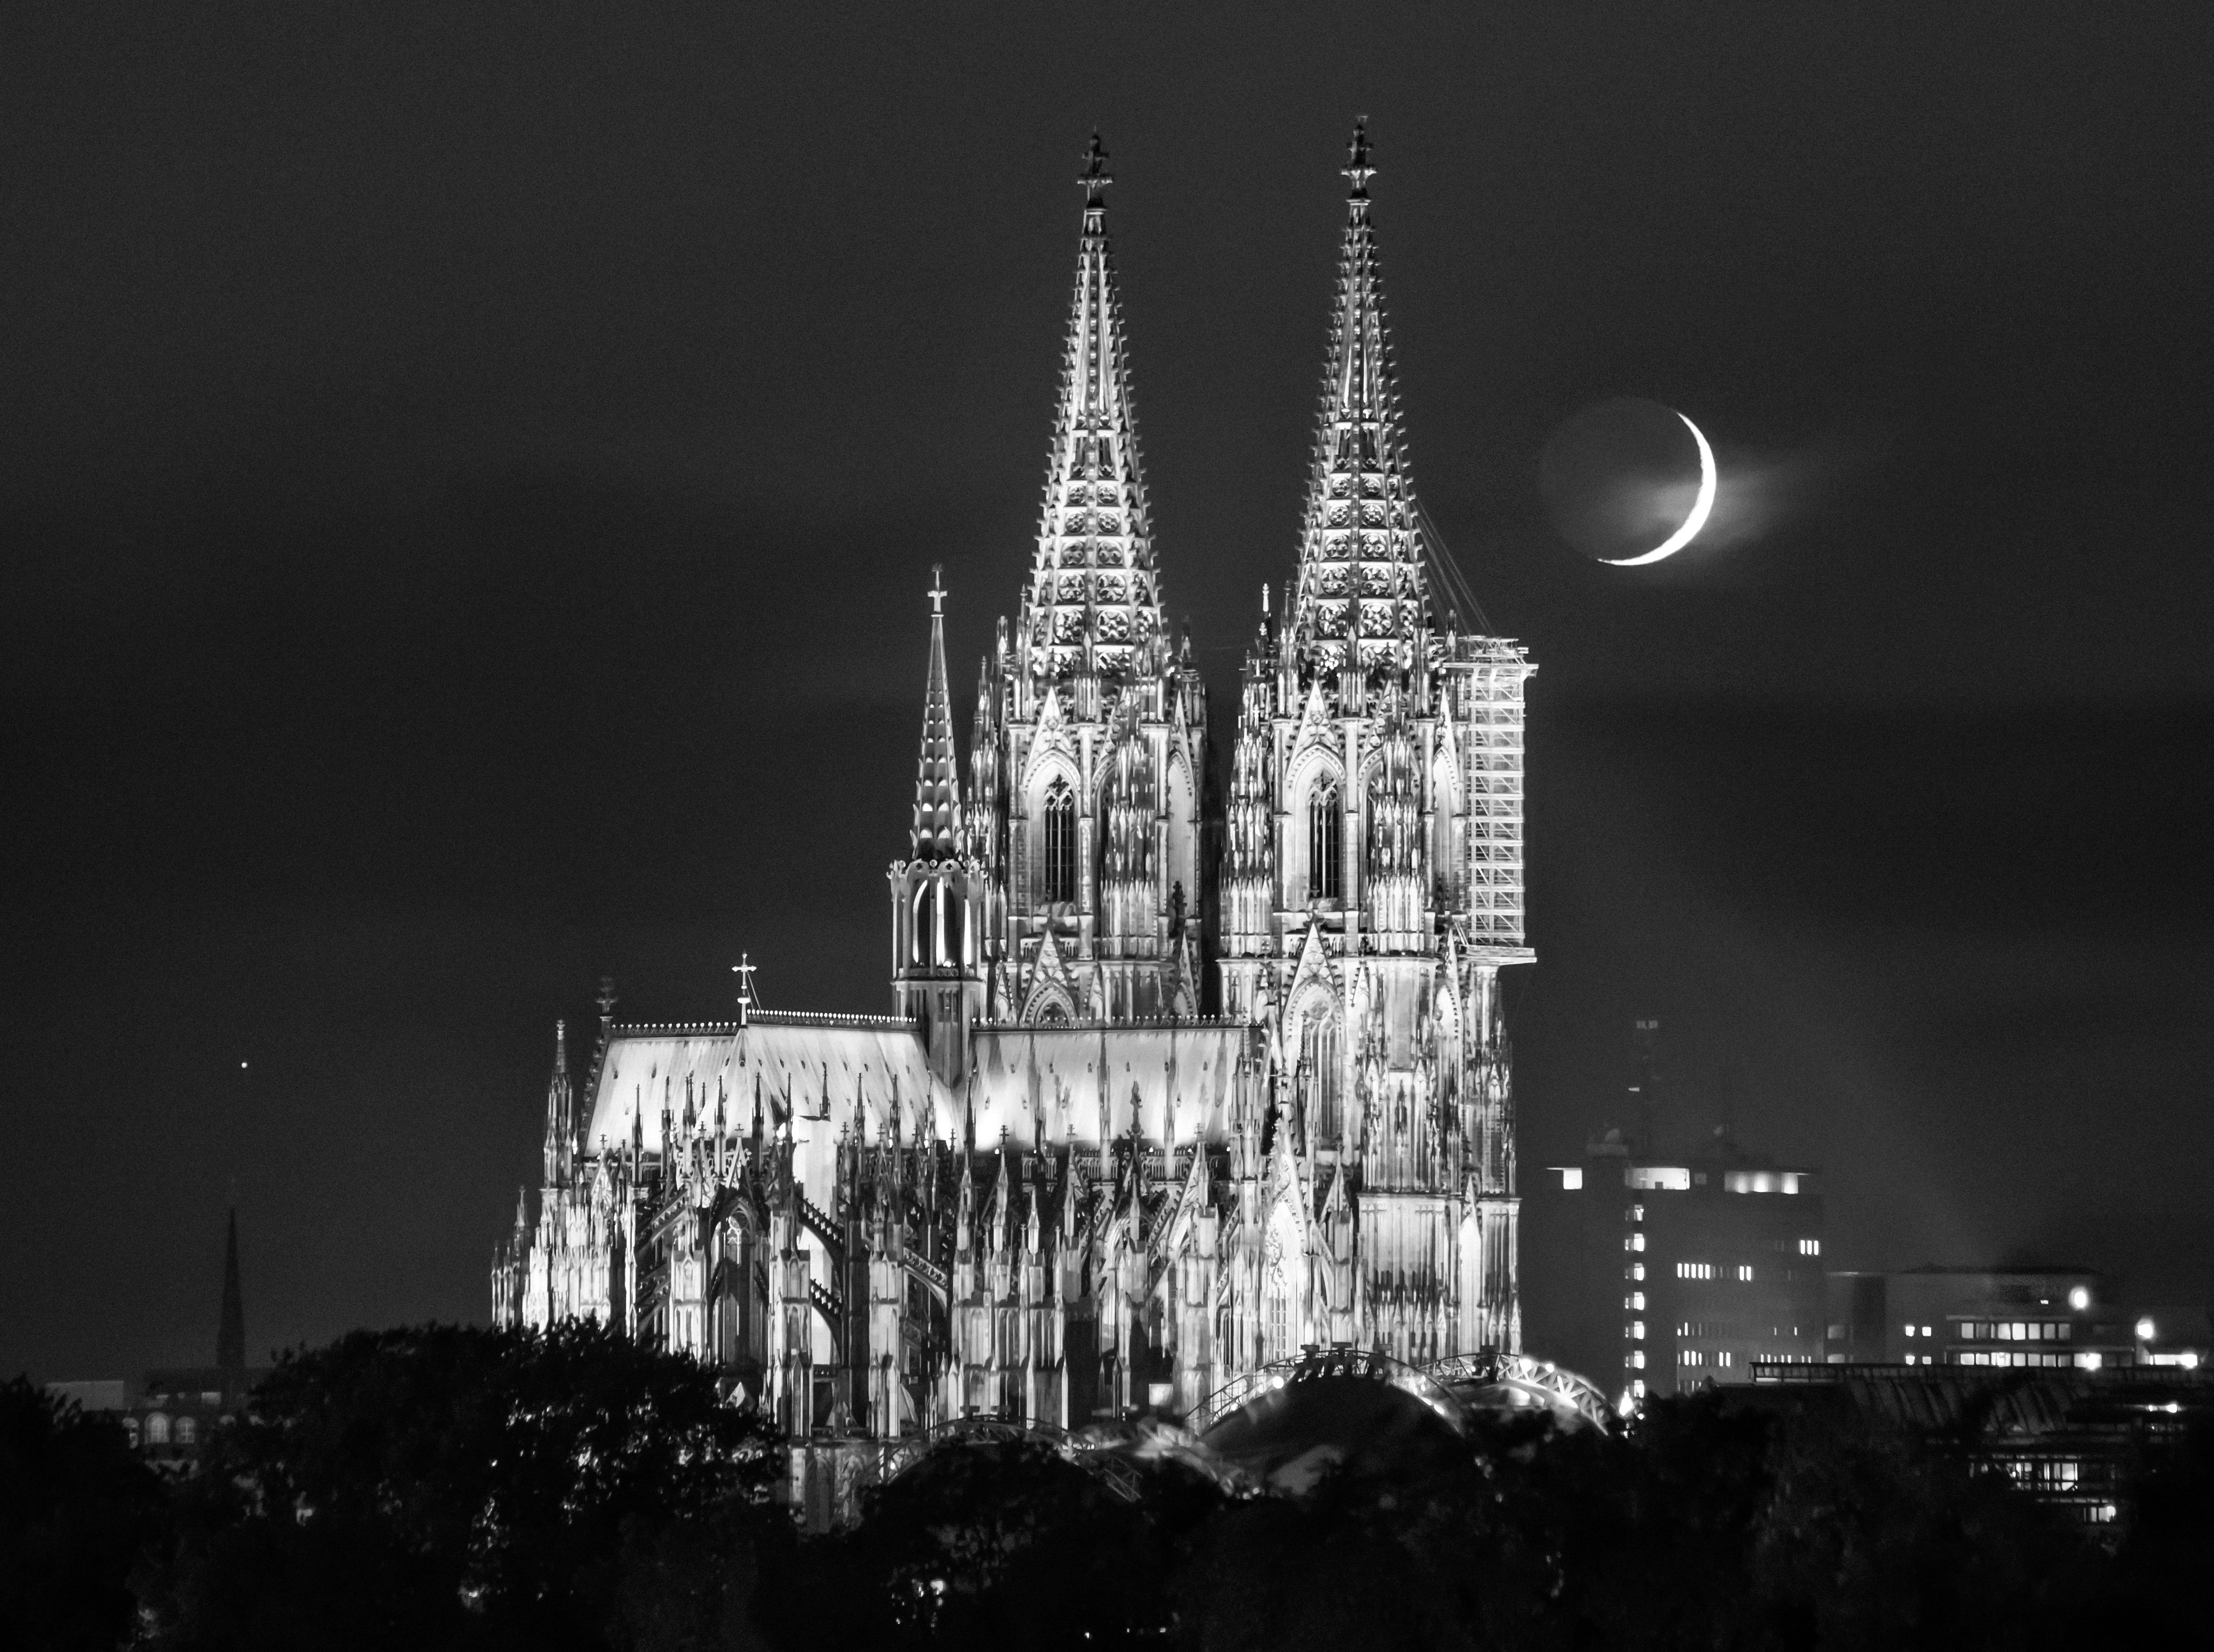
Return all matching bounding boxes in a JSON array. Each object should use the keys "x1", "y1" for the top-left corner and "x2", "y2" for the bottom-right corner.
[{"x1": 3, "y1": 1323, "x2": 2206, "y2": 1651}]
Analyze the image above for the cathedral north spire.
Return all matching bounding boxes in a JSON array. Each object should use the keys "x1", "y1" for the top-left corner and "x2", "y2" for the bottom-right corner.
[
  {"x1": 910, "y1": 568, "x2": 961, "y2": 859},
  {"x1": 1291, "y1": 118, "x2": 1431, "y2": 683},
  {"x1": 1017, "y1": 133, "x2": 1164, "y2": 687}
]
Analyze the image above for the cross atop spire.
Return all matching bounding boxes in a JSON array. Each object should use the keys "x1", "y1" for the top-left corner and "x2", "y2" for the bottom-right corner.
[
  {"x1": 732, "y1": 954, "x2": 761, "y2": 1024},
  {"x1": 910, "y1": 578, "x2": 962, "y2": 858},
  {"x1": 1289, "y1": 119, "x2": 1431, "y2": 685},
  {"x1": 1344, "y1": 115, "x2": 1375, "y2": 198},
  {"x1": 1016, "y1": 135, "x2": 1165, "y2": 688},
  {"x1": 1081, "y1": 130, "x2": 1111, "y2": 206}
]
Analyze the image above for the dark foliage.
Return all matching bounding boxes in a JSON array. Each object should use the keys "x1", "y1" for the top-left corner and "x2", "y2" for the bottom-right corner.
[
  {"x1": 1166, "y1": 1397, "x2": 2109, "y2": 1652},
  {"x1": 0, "y1": 1377, "x2": 165, "y2": 1652},
  {"x1": 774, "y1": 1442, "x2": 1198, "y2": 1650},
  {"x1": 2096, "y1": 1416, "x2": 2214, "y2": 1642},
  {"x1": 22, "y1": 1341, "x2": 2214, "y2": 1652},
  {"x1": 139, "y1": 1322, "x2": 781, "y2": 1652}
]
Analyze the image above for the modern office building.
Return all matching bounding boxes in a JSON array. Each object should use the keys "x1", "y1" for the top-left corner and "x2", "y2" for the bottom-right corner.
[
  {"x1": 1826, "y1": 1266, "x2": 2207, "y2": 1372},
  {"x1": 1541, "y1": 1128, "x2": 1825, "y2": 1405}
]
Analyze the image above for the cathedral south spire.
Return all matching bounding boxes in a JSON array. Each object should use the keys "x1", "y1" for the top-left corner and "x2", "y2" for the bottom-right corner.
[
  {"x1": 1291, "y1": 117, "x2": 1431, "y2": 685},
  {"x1": 1018, "y1": 133, "x2": 1165, "y2": 689},
  {"x1": 911, "y1": 567, "x2": 961, "y2": 859}
]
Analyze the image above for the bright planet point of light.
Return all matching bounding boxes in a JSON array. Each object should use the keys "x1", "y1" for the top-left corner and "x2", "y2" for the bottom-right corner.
[{"x1": 1599, "y1": 413, "x2": 1717, "y2": 567}]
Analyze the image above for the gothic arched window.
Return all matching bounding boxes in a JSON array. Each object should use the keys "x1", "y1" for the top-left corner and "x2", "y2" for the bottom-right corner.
[
  {"x1": 1265, "y1": 1266, "x2": 1291, "y2": 1360},
  {"x1": 1307, "y1": 782, "x2": 1342, "y2": 903},
  {"x1": 1302, "y1": 1012, "x2": 1344, "y2": 1144},
  {"x1": 1043, "y1": 779, "x2": 1077, "y2": 904}
]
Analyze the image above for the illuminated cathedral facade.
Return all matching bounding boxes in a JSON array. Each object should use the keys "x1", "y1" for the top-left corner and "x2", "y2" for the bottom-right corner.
[{"x1": 493, "y1": 126, "x2": 1535, "y2": 1442}]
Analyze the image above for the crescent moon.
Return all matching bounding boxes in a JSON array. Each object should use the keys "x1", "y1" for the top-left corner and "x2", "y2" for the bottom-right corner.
[{"x1": 1600, "y1": 412, "x2": 1716, "y2": 567}]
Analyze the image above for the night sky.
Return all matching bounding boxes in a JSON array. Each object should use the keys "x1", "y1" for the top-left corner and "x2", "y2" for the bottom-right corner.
[{"x1": 6, "y1": 3, "x2": 2210, "y2": 1383}]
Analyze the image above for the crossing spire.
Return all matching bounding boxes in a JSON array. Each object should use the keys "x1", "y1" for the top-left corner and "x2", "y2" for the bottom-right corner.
[
  {"x1": 1290, "y1": 118, "x2": 1431, "y2": 683},
  {"x1": 910, "y1": 568, "x2": 962, "y2": 858},
  {"x1": 1016, "y1": 133, "x2": 1165, "y2": 686}
]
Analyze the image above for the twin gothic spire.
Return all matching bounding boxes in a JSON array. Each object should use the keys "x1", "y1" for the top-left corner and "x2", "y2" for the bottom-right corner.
[
  {"x1": 1290, "y1": 117, "x2": 1433, "y2": 681},
  {"x1": 909, "y1": 123, "x2": 1439, "y2": 845},
  {"x1": 1016, "y1": 134, "x2": 1165, "y2": 688}
]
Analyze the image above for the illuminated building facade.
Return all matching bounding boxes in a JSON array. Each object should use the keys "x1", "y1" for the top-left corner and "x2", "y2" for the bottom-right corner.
[
  {"x1": 1824, "y1": 1266, "x2": 2205, "y2": 1372},
  {"x1": 492, "y1": 126, "x2": 1539, "y2": 1444},
  {"x1": 1541, "y1": 1130, "x2": 1826, "y2": 1403}
]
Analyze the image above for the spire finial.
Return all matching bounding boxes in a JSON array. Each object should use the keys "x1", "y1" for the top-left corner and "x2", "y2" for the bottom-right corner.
[
  {"x1": 732, "y1": 953, "x2": 761, "y2": 1026},
  {"x1": 1080, "y1": 130, "x2": 1111, "y2": 206},
  {"x1": 1344, "y1": 115, "x2": 1375, "y2": 199},
  {"x1": 929, "y1": 564, "x2": 946, "y2": 615}
]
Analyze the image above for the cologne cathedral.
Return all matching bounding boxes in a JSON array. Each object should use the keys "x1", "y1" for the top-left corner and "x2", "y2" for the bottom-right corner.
[{"x1": 494, "y1": 125, "x2": 1536, "y2": 1453}]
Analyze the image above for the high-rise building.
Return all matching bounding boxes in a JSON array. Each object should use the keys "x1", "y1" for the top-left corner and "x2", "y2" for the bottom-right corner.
[
  {"x1": 493, "y1": 126, "x2": 1543, "y2": 1446},
  {"x1": 1542, "y1": 1131, "x2": 1826, "y2": 1404}
]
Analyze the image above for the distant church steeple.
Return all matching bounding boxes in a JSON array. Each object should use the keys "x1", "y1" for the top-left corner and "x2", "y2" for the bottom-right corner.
[{"x1": 216, "y1": 1207, "x2": 246, "y2": 1380}]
